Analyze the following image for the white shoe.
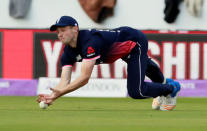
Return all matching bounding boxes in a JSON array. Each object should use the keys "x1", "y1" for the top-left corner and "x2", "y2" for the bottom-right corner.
[
  {"x1": 152, "y1": 96, "x2": 163, "y2": 110},
  {"x1": 152, "y1": 78, "x2": 166, "y2": 110},
  {"x1": 160, "y1": 95, "x2": 176, "y2": 111},
  {"x1": 160, "y1": 79, "x2": 181, "y2": 111}
]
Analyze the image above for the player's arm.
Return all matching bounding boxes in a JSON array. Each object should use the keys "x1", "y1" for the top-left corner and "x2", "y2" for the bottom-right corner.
[
  {"x1": 37, "y1": 65, "x2": 72, "y2": 103},
  {"x1": 59, "y1": 59, "x2": 95, "y2": 95},
  {"x1": 44, "y1": 59, "x2": 96, "y2": 104},
  {"x1": 54, "y1": 65, "x2": 73, "y2": 90}
]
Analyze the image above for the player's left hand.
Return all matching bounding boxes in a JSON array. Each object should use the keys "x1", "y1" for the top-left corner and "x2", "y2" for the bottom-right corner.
[
  {"x1": 43, "y1": 88, "x2": 62, "y2": 105},
  {"x1": 36, "y1": 88, "x2": 62, "y2": 105}
]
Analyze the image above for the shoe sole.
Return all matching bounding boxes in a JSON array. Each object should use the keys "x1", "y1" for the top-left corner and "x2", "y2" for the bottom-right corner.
[{"x1": 160, "y1": 104, "x2": 176, "y2": 111}]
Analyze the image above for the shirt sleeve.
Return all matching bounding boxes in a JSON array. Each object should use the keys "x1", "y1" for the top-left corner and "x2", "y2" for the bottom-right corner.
[{"x1": 82, "y1": 35, "x2": 102, "y2": 61}]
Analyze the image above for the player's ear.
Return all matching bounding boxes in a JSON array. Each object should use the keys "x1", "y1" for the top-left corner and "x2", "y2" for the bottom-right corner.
[{"x1": 73, "y1": 26, "x2": 79, "y2": 33}]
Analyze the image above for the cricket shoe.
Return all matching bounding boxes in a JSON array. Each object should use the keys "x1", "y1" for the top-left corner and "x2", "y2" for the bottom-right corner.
[
  {"x1": 152, "y1": 96, "x2": 163, "y2": 110},
  {"x1": 151, "y1": 78, "x2": 170, "y2": 110},
  {"x1": 160, "y1": 79, "x2": 181, "y2": 111}
]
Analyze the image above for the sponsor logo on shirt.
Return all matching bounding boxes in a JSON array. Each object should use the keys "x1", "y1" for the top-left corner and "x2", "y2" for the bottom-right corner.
[
  {"x1": 87, "y1": 46, "x2": 95, "y2": 57},
  {"x1": 87, "y1": 46, "x2": 95, "y2": 54}
]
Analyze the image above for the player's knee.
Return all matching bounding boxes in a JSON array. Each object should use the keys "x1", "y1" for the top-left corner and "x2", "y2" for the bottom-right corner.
[
  {"x1": 128, "y1": 91, "x2": 143, "y2": 99},
  {"x1": 128, "y1": 89, "x2": 149, "y2": 99}
]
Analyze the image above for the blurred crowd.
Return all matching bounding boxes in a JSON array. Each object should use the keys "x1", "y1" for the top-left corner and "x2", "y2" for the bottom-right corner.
[{"x1": 9, "y1": 0, "x2": 204, "y2": 24}]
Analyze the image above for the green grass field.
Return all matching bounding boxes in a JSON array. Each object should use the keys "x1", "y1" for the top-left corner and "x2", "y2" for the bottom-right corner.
[{"x1": 0, "y1": 96, "x2": 206, "y2": 131}]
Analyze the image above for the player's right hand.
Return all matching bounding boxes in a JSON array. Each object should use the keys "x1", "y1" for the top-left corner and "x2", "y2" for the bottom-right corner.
[{"x1": 37, "y1": 94, "x2": 54, "y2": 106}]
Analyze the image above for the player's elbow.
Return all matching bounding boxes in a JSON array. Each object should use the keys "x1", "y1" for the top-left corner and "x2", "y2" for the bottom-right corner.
[
  {"x1": 81, "y1": 75, "x2": 90, "y2": 85},
  {"x1": 83, "y1": 79, "x2": 89, "y2": 85}
]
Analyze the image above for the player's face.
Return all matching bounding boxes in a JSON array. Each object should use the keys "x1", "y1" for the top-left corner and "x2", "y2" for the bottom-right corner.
[{"x1": 56, "y1": 26, "x2": 78, "y2": 48}]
